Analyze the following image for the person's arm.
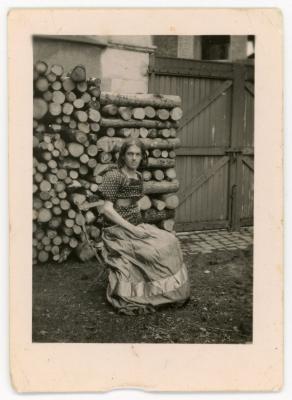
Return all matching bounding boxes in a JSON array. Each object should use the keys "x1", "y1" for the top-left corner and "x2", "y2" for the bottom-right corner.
[{"x1": 101, "y1": 200, "x2": 149, "y2": 239}]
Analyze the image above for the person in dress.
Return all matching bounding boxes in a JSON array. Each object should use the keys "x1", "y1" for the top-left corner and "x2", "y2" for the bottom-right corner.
[{"x1": 97, "y1": 138, "x2": 190, "y2": 314}]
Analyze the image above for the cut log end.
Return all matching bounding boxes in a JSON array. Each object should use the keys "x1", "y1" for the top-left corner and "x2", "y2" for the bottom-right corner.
[
  {"x1": 70, "y1": 65, "x2": 86, "y2": 82},
  {"x1": 33, "y1": 98, "x2": 48, "y2": 120}
]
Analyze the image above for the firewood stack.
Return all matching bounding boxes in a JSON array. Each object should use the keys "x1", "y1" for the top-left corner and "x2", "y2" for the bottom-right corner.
[{"x1": 33, "y1": 61, "x2": 183, "y2": 264}]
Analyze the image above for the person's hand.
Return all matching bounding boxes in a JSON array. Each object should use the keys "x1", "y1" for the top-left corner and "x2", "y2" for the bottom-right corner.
[
  {"x1": 78, "y1": 202, "x2": 90, "y2": 211},
  {"x1": 131, "y1": 226, "x2": 150, "y2": 239}
]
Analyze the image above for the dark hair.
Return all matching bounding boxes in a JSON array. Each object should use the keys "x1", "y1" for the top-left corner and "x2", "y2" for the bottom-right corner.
[{"x1": 117, "y1": 138, "x2": 148, "y2": 170}]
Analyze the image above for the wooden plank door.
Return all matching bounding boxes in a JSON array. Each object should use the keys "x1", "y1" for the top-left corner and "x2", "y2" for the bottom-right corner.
[{"x1": 148, "y1": 57, "x2": 254, "y2": 231}]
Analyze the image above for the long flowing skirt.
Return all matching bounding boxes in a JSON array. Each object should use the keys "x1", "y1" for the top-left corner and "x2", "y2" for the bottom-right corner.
[{"x1": 101, "y1": 223, "x2": 190, "y2": 313}]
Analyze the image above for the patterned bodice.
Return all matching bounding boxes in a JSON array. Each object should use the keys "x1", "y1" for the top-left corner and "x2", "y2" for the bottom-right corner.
[{"x1": 98, "y1": 168, "x2": 144, "y2": 227}]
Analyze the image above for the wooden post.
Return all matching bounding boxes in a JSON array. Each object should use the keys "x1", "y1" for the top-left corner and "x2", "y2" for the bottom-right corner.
[{"x1": 229, "y1": 64, "x2": 246, "y2": 231}]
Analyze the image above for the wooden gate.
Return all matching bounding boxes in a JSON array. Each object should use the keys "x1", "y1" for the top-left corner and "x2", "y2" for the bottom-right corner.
[{"x1": 148, "y1": 56, "x2": 254, "y2": 231}]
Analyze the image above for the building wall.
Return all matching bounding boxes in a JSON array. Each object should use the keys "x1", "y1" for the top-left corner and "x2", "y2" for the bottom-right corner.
[
  {"x1": 33, "y1": 35, "x2": 251, "y2": 97},
  {"x1": 102, "y1": 36, "x2": 154, "y2": 93},
  {"x1": 33, "y1": 35, "x2": 155, "y2": 94},
  {"x1": 101, "y1": 48, "x2": 149, "y2": 93},
  {"x1": 230, "y1": 36, "x2": 248, "y2": 61},
  {"x1": 152, "y1": 35, "x2": 252, "y2": 62},
  {"x1": 33, "y1": 36, "x2": 104, "y2": 79},
  {"x1": 177, "y1": 36, "x2": 194, "y2": 59},
  {"x1": 153, "y1": 36, "x2": 178, "y2": 57}
]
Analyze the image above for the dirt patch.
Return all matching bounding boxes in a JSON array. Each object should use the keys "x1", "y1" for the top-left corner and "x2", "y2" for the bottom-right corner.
[{"x1": 33, "y1": 245, "x2": 253, "y2": 343}]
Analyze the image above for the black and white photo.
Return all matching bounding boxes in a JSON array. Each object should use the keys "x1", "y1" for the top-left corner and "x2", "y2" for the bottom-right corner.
[
  {"x1": 32, "y1": 34, "x2": 254, "y2": 343},
  {"x1": 8, "y1": 8, "x2": 283, "y2": 392}
]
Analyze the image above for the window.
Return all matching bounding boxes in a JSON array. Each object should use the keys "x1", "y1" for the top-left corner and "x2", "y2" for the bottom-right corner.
[{"x1": 201, "y1": 36, "x2": 230, "y2": 60}]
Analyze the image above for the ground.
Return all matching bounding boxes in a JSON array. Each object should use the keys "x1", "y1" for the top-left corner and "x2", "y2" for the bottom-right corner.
[{"x1": 33, "y1": 237, "x2": 253, "y2": 344}]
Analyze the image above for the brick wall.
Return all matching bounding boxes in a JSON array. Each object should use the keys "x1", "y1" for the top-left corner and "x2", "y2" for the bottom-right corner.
[{"x1": 153, "y1": 36, "x2": 178, "y2": 58}]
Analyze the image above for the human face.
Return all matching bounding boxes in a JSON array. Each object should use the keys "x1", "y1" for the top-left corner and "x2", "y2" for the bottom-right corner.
[{"x1": 124, "y1": 145, "x2": 142, "y2": 171}]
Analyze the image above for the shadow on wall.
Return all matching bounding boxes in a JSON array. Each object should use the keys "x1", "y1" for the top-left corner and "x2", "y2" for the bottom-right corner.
[
  {"x1": 33, "y1": 35, "x2": 156, "y2": 93},
  {"x1": 33, "y1": 36, "x2": 104, "y2": 79}
]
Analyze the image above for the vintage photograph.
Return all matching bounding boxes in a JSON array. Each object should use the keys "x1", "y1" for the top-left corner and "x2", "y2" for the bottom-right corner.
[
  {"x1": 9, "y1": 7, "x2": 284, "y2": 392},
  {"x1": 32, "y1": 34, "x2": 255, "y2": 344}
]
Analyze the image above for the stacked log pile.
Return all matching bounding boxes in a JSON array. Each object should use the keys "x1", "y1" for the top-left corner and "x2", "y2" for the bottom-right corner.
[{"x1": 33, "y1": 61, "x2": 183, "y2": 264}]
